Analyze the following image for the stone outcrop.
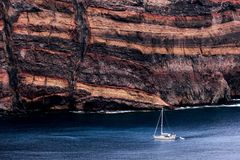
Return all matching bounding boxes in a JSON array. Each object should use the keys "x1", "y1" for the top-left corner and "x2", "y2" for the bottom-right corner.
[{"x1": 0, "y1": 0, "x2": 240, "y2": 112}]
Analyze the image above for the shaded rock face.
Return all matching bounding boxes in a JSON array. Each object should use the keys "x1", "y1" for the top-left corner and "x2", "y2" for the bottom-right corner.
[{"x1": 0, "y1": 0, "x2": 239, "y2": 112}]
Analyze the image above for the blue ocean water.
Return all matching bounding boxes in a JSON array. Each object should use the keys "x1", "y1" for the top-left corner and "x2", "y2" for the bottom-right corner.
[{"x1": 1, "y1": 107, "x2": 240, "y2": 160}]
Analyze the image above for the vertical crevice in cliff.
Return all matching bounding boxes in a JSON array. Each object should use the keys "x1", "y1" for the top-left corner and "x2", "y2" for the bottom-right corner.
[
  {"x1": 68, "y1": 0, "x2": 90, "y2": 110},
  {"x1": 72, "y1": 0, "x2": 89, "y2": 61},
  {"x1": 0, "y1": 1, "x2": 22, "y2": 111}
]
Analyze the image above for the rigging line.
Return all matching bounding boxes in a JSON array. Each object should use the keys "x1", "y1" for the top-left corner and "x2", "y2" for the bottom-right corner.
[
  {"x1": 153, "y1": 110, "x2": 161, "y2": 136},
  {"x1": 164, "y1": 109, "x2": 171, "y2": 132}
]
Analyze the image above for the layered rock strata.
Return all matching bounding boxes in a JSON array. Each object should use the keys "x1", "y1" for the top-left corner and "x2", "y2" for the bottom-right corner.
[{"x1": 0, "y1": 0, "x2": 240, "y2": 112}]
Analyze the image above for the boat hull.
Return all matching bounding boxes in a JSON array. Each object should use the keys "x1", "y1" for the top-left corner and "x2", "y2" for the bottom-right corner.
[{"x1": 153, "y1": 134, "x2": 176, "y2": 141}]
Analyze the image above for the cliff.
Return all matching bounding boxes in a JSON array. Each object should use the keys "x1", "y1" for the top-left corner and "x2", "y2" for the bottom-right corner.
[{"x1": 0, "y1": 0, "x2": 240, "y2": 112}]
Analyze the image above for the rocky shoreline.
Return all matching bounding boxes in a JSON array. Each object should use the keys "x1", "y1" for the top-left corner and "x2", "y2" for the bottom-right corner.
[{"x1": 1, "y1": 98, "x2": 240, "y2": 118}]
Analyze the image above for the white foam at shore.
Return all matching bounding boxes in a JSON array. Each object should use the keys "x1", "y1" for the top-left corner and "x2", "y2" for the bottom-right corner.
[
  {"x1": 175, "y1": 103, "x2": 240, "y2": 110},
  {"x1": 105, "y1": 110, "x2": 137, "y2": 114},
  {"x1": 231, "y1": 99, "x2": 240, "y2": 101},
  {"x1": 70, "y1": 110, "x2": 153, "y2": 114},
  {"x1": 70, "y1": 103, "x2": 240, "y2": 114},
  {"x1": 69, "y1": 111, "x2": 85, "y2": 114}
]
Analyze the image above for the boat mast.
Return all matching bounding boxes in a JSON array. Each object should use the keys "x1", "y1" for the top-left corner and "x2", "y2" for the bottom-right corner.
[
  {"x1": 161, "y1": 108, "x2": 164, "y2": 134},
  {"x1": 153, "y1": 109, "x2": 161, "y2": 136}
]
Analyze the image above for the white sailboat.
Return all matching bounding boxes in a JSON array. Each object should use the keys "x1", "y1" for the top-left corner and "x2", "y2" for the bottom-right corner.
[{"x1": 153, "y1": 108, "x2": 176, "y2": 141}]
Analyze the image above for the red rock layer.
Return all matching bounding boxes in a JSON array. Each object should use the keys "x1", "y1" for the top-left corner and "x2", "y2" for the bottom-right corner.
[
  {"x1": 0, "y1": 8, "x2": 11, "y2": 110},
  {"x1": 0, "y1": 0, "x2": 240, "y2": 112}
]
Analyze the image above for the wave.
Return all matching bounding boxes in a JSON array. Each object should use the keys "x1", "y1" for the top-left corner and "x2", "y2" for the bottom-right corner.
[
  {"x1": 69, "y1": 111, "x2": 85, "y2": 114},
  {"x1": 105, "y1": 110, "x2": 153, "y2": 114},
  {"x1": 231, "y1": 99, "x2": 240, "y2": 101},
  {"x1": 70, "y1": 103, "x2": 240, "y2": 114},
  {"x1": 70, "y1": 110, "x2": 153, "y2": 114},
  {"x1": 175, "y1": 103, "x2": 240, "y2": 110}
]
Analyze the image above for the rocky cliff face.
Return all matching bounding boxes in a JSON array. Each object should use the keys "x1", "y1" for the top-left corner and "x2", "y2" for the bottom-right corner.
[{"x1": 0, "y1": 0, "x2": 240, "y2": 112}]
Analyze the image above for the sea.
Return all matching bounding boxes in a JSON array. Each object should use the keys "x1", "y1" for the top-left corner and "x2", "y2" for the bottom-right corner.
[{"x1": 1, "y1": 106, "x2": 240, "y2": 160}]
